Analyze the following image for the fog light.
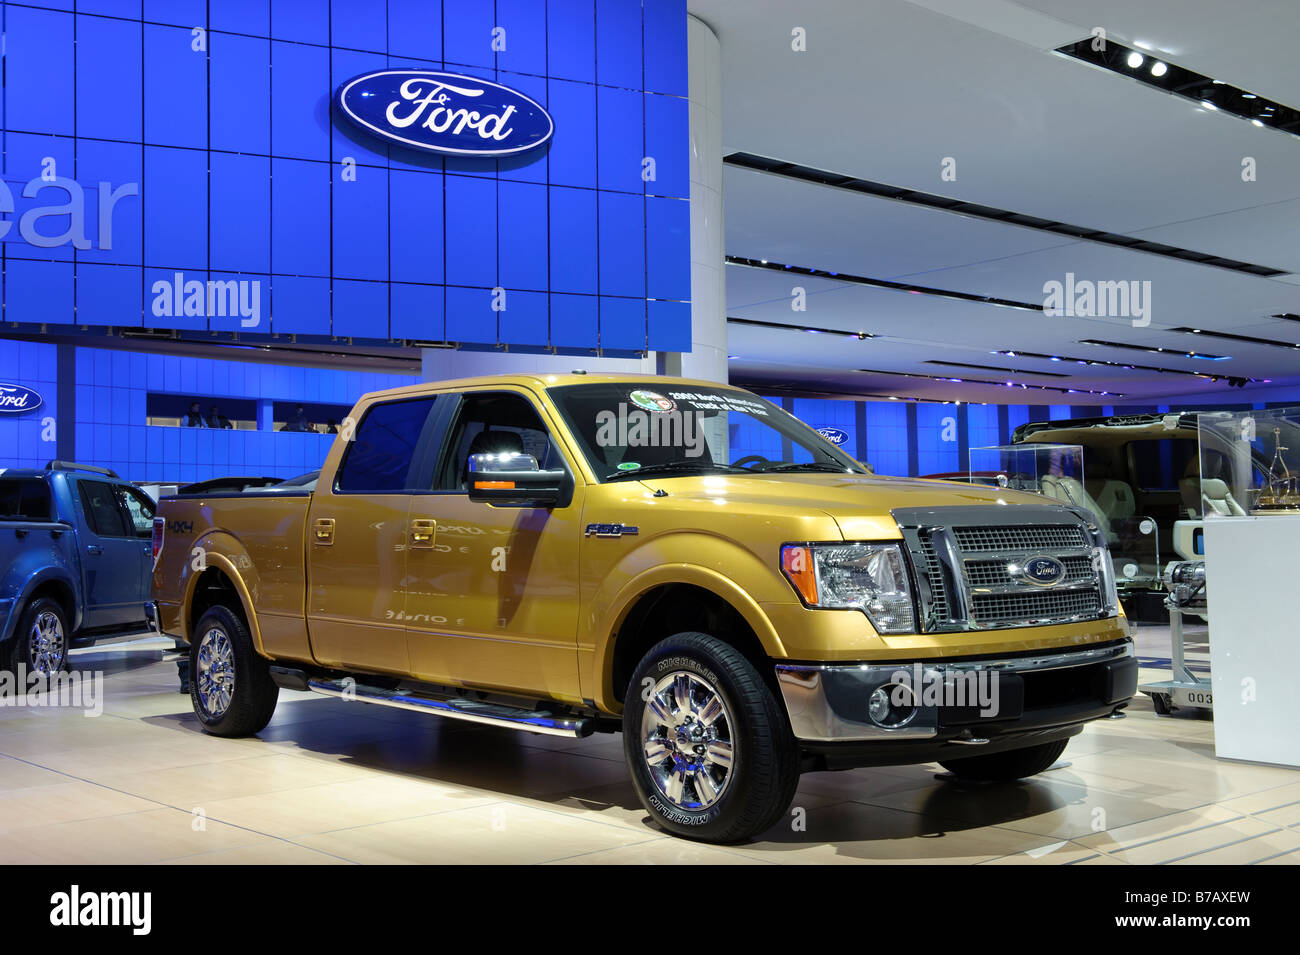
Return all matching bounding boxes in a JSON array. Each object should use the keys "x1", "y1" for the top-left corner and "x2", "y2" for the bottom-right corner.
[{"x1": 868, "y1": 683, "x2": 917, "y2": 728}]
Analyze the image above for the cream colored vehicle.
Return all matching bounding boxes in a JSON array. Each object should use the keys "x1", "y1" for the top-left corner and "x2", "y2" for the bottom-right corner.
[{"x1": 152, "y1": 375, "x2": 1136, "y2": 843}]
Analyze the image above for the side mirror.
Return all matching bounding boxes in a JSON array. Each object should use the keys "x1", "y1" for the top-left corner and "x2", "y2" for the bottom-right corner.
[{"x1": 467, "y1": 452, "x2": 570, "y2": 508}]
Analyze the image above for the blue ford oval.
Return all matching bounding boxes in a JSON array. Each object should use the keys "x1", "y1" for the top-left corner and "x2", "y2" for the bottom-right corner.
[
  {"x1": 817, "y1": 427, "x2": 849, "y2": 446},
  {"x1": 335, "y1": 69, "x2": 554, "y2": 157},
  {"x1": 0, "y1": 383, "x2": 43, "y2": 414},
  {"x1": 1023, "y1": 556, "x2": 1067, "y2": 586}
]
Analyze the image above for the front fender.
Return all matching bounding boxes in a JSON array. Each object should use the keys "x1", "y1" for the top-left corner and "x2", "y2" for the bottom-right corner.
[{"x1": 589, "y1": 539, "x2": 789, "y2": 711}]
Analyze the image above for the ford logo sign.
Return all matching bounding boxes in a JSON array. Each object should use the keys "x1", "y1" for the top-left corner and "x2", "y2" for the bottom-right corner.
[
  {"x1": 1021, "y1": 556, "x2": 1067, "y2": 587},
  {"x1": 334, "y1": 69, "x2": 554, "y2": 157},
  {"x1": 0, "y1": 383, "x2": 42, "y2": 414},
  {"x1": 817, "y1": 427, "x2": 849, "y2": 446}
]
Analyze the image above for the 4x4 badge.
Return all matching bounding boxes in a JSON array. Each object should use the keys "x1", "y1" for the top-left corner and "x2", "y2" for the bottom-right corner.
[{"x1": 585, "y1": 523, "x2": 639, "y2": 538}]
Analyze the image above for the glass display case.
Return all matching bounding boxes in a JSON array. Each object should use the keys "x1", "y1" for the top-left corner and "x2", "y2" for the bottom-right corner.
[
  {"x1": 1194, "y1": 407, "x2": 1300, "y2": 516},
  {"x1": 971, "y1": 442, "x2": 1160, "y2": 589},
  {"x1": 968, "y1": 442, "x2": 1085, "y2": 494}
]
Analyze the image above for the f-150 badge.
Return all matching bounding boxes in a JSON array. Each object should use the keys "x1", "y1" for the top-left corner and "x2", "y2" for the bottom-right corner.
[{"x1": 585, "y1": 523, "x2": 639, "y2": 538}]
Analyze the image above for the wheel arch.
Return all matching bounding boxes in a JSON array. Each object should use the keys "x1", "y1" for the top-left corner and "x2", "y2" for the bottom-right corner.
[
  {"x1": 597, "y1": 566, "x2": 786, "y2": 713},
  {"x1": 183, "y1": 549, "x2": 266, "y2": 656}
]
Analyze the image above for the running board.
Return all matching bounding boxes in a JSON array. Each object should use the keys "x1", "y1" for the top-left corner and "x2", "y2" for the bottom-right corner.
[{"x1": 305, "y1": 677, "x2": 594, "y2": 738}]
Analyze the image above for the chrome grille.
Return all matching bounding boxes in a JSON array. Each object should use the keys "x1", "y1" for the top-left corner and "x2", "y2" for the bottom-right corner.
[
  {"x1": 964, "y1": 554, "x2": 1094, "y2": 589},
  {"x1": 898, "y1": 505, "x2": 1114, "y2": 634},
  {"x1": 970, "y1": 588, "x2": 1102, "y2": 625},
  {"x1": 917, "y1": 532, "x2": 951, "y2": 624},
  {"x1": 952, "y1": 524, "x2": 1087, "y2": 553}
]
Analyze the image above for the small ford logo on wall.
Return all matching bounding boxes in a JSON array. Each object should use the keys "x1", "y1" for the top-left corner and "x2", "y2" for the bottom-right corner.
[
  {"x1": 334, "y1": 69, "x2": 554, "y2": 157},
  {"x1": 817, "y1": 427, "x2": 849, "y2": 446},
  {"x1": 0, "y1": 383, "x2": 42, "y2": 414},
  {"x1": 1020, "y1": 556, "x2": 1067, "y2": 587}
]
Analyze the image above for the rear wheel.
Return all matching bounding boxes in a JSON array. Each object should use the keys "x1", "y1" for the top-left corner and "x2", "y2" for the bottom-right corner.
[
  {"x1": 938, "y1": 738, "x2": 1069, "y2": 781},
  {"x1": 623, "y1": 631, "x2": 799, "y2": 844},
  {"x1": 3, "y1": 597, "x2": 70, "y2": 678},
  {"x1": 190, "y1": 605, "x2": 278, "y2": 736}
]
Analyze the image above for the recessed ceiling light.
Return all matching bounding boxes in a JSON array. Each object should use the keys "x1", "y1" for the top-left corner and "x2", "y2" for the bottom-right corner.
[
  {"x1": 1151, "y1": 62, "x2": 1168, "y2": 77},
  {"x1": 1200, "y1": 100, "x2": 1218, "y2": 111},
  {"x1": 1252, "y1": 119, "x2": 1265, "y2": 127},
  {"x1": 1126, "y1": 51, "x2": 1144, "y2": 68}
]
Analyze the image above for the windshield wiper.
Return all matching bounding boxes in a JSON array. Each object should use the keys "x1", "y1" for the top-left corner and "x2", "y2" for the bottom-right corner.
[
  {"x1": 761, "y1": 462, "x2": 857, "y2": 473},
  {"x1": 604, "y1": 461, "x2": 751, "y2": 481}
]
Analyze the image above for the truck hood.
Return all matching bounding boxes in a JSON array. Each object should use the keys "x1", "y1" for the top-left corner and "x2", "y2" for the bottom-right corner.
[{"x1": 633, "y1": 472, "x2": 1057, "y2": 540}]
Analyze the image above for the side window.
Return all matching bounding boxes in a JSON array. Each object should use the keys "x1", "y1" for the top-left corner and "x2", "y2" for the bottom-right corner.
[
  {"x1": 0, "y1": 479, "x2": 52, "y2": 521},
  {"x1": 115, "y1": 485, "x2": 156, "y2": 538},
  {"x1": 335, "y1": 397, "x2": 438, "y2": 493},
  {"x1": 435, "y1": 392, "x2": 564, "y2": 491},
  {"x1": 78, "y1": 480, "x2": 130, "y2": 538}
]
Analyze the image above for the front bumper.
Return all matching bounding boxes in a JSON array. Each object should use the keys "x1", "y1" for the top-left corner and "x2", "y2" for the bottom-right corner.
[{"x1": 775, "y1": 639, "x2": 1136, "y2": 763}]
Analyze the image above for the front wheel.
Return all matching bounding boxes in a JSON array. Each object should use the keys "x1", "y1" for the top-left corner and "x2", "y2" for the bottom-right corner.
[
  {"x1": 938, "y1": 738, "x2": 1069, "y2": 781},
  {"x1": 623, "y1": 631, "x2": 799, "y2": 843},
  {"x1": 190, "y1": 605, "x2": 278, "y2": 737}
]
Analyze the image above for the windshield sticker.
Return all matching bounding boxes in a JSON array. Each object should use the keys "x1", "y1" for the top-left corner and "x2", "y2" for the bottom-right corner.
[
  {"x1": 617, "y1": 461, "x2": 642, "y2": 471},
  {"x1": 665, "y1": 391, "x2": 770, "y2": 416},
  {"x1": 629, "y1": 390, "x2": 677, "y2": 414}
]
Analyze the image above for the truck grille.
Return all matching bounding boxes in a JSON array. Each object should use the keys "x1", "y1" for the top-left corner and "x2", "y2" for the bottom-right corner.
[
  {"x1": 970, "y1": 588, "x2": 1103, "y2": 625},
  {"x1": 897, "y1": 507, "x2": 1114, "y2": 633},
  {"x1": 964, "y1": 554, "x2": 1094, "y2": 589},
  {"x1": 952, "y1": 524, "x2": 1087, "y2": 553}
]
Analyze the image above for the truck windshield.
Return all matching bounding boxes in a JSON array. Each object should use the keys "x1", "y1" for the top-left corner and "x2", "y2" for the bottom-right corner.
[{"x1": 548, "y1": 383, "x2": 867, "y2": 481}]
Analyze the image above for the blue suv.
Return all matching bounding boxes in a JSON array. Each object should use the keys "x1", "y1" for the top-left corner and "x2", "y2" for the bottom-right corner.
[{"x1": 0, "y1": 462, "x2": 156, "y2": 676}]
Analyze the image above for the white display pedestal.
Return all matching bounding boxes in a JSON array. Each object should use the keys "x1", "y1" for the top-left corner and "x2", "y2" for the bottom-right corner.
[{"x1": 1204, "y1": 514, "x2": 1300, "y2": 768}]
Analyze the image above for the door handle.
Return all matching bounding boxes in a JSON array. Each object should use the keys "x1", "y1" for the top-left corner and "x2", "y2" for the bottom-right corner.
[
  {"x1": 313, "y1": 518, "x2": 336, "y2": 545},
  {"x1": 86, "y1": 544, "x2": 103, "y2": 556},
  {"x1": 409, "y1": 518, "x2": 437, "y2": 549}
]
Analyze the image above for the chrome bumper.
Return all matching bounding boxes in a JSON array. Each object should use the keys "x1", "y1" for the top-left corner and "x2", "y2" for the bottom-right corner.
[{"x1": 775, "y1": 640, "x2": 1135, "y2": 743}]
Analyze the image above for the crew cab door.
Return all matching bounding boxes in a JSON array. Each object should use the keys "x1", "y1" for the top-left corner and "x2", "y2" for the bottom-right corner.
[
  {"x1": 305, "y1": 395, "x2": 441, "y2": 675},
  {"x1": 402, "y1": 389, "x2": 583, "y2": 701},
  {"x1": 74, "y1": 479, "x2": 147, "y2": 629}
]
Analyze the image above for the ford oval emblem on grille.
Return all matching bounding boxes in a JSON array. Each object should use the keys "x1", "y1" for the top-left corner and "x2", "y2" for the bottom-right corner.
[{"x1": 1021, "y1": 556, "x2": 1066, "y2": 586}]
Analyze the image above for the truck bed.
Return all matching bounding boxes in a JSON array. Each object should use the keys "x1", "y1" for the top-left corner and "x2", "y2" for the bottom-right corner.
[{"x1": 153, "y1": 490, "x2": 313, "y2": 661}]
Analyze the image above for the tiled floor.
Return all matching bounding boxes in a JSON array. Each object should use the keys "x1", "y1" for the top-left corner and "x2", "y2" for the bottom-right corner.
[{"x1": 0, "y1": 629, "x2": 1296, "y2": 865}]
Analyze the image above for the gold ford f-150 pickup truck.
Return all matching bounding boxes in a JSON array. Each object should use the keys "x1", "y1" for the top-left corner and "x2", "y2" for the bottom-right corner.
[{"x1": 150, "y1": 374, "x2": 1136, "y2": 843}]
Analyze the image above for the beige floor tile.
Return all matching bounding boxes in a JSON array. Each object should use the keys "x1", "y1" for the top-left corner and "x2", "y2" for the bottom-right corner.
[
  {"x1": 295, "y1": 802, "x2": 656, "y2": 864},
  {"x1": 0, "y1": 779, "x2": 160, "y2": 833},
  {"x1": 195, "y1": 774, "x2": 499, "y2": 838},
  {"x1": 0, "y1": 806, "x2": 278, "y2": 864},
  {"x1": 547, "y1": 838, "x2": 771, "y2": 864},
  {"x1": 165, "y1": 842, "x2": 354, "y2": 865},
  {"x1": 0, "y1": 754, "x2": 71, "y2": 791},
  {"x1": 1167, "y1": 827, "x2": 1300, "y2": 864},
  {"x1": 716, "y1": 800, "x2": 1063, "y2": 864},
  {"x1": 980, "y1": 840, "x2": 1110, "y2": 864},
  {"x1": 92, "y1": 752, "x2": 371, "y2": 807}
]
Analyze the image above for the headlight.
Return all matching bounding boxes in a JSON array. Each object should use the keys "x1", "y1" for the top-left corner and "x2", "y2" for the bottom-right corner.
[{"x1": 781, "y1": 542, "x2": 916, "y2": 634}]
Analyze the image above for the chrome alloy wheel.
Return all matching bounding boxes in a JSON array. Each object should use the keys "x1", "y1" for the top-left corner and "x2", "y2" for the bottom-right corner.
[
  {"x1": 640, "y1": 670, "x2": 736, "y2": 810},
  {"x1": 27, "y1": 610, "x2": 66, "y2": 676},
  {"x1": 195, "y1": 626, "x2": 236, "y2": 718}
]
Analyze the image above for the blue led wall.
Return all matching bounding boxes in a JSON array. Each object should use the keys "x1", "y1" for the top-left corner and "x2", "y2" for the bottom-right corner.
[
  {"x1": 0, "y1": 0, "x2": 691, "y2": 354},
  {"x1": 0, "y1": 339, "x2": 417, "y2": 482}
]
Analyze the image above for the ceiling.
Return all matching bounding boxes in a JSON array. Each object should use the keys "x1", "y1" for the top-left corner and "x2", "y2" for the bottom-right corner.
[{"x1": 687, "y1": 0, "x2": 1300, "y2": 404}]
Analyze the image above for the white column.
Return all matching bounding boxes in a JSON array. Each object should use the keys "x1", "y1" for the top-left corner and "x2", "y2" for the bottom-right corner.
[{"x1": 677, "y1": 13, "x2": 728, "y2": 384}]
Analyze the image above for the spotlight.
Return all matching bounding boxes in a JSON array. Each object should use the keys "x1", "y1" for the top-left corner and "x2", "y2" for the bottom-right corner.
[
  {"x1": 1151, "y1": 61, "x2": 1168, "y2": 77},
  {"x1": 1200, "y1": 100, "x2": 1218, "y2": 111},
  {"x1": 1252, "y1": 119, "x2": 1265, "y2": 127},
  {"x1": 1127, "y1": 51, "x2": 1144, "y2": 68}
]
